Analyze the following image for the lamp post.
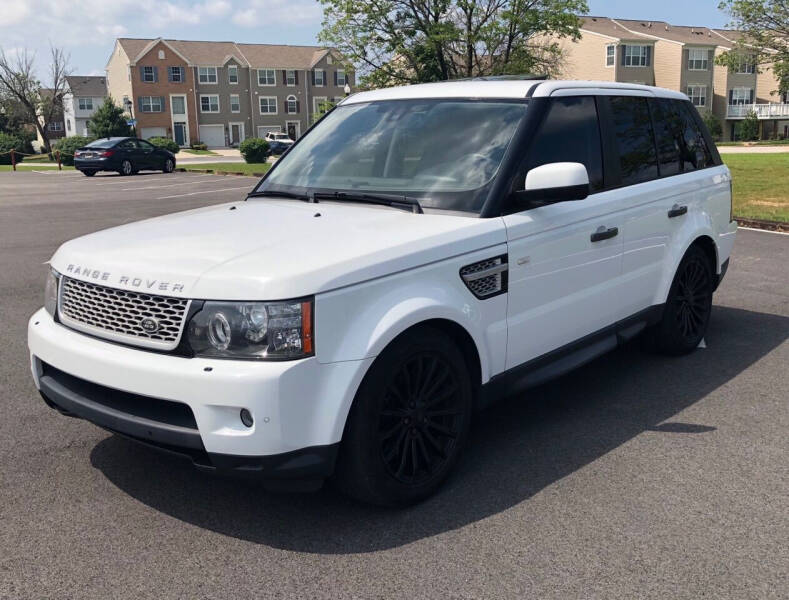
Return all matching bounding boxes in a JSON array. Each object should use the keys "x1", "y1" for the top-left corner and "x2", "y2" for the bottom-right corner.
[
  {"x1": 344, "y1": 82, "x2": 351, "y2": 97},
  {"x1": 124, "y1": 98, "x2": 137, "y2": 137}
]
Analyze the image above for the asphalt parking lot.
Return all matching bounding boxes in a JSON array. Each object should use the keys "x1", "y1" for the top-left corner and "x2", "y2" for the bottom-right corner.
[{"x1": 1, "y1": 170, "x2": 787, "y2": 599}]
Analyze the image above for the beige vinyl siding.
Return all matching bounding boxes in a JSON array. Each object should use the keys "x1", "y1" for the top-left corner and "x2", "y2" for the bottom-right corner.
[
  {"x1": 756, "y1": 64, "x2": 781, "y2": 103},
  {"x1": 106, "y1": 42, "x2": 133, "y2": 106},
  {"x1": 680, "y1": 47, "x2": 715, "y2": 112},
  {"x1": 712, "y1": 49, "x2": 730, "y2": 123},
  {"x1": 615, "y1": 43, "x2": 655, "y2": 85},
  {"x1": 653, "y1": 40, "x2": 682, "y2": 90},
  {"x1": 554, "y1": 33, "x2": 616, "y2": 81}
]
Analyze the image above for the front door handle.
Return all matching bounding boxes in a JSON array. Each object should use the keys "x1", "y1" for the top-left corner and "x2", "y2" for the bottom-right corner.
[
  {"x1": 590, "y1": 226, "x2": 619, "y2": 242},
  {"x1": 668, "y1": 204, "x2": 688, "y2": 218}
]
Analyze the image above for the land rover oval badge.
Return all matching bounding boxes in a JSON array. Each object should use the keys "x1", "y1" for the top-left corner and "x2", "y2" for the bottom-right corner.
[{"x1": 140, "y1": 317, "x2": 160, "y2": 333}]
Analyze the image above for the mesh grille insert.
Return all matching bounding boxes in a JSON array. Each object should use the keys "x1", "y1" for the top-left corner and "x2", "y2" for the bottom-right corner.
[
  {"x1": 460, "y1": 256, "x2": 508, "y2": 299},
  {"x1": 59, "y1": 277, "x2": 189, "y2": 347}
]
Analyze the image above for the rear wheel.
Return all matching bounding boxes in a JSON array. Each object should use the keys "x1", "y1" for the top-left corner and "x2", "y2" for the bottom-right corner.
[
  {"x1": 334, "y1": 327, "x2": 472, "y2": 506},
  {"x1": 81, "y1": 170, "x2": 96, "y2": 177},
  {"x1": 163, "y1": 158, "x2": 174, "y2": 173},
  {"x1": 652, "y1": 245, "x2": 714, "y2": 355},
  {"x1": 119, "y1": 160, "x2": 133, "y2": 176}
]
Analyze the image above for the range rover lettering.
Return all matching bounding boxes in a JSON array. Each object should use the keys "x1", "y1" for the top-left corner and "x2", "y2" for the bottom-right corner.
[{"x1": 29, "y1": 80, "x2": 737, "y2": 506}]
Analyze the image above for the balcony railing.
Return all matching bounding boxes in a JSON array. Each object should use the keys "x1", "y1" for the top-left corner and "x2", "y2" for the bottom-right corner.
[{"x1": 727, "y1": 103, "x2": 789, "y2": 119}]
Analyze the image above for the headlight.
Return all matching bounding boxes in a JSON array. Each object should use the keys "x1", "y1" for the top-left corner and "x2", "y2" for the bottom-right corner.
[
  {"x1": 187, "y1": 299, "x2": 313, "y2": 360},
  {"x1": 44, "y1": 269, "x2": 59, "y2": 317}
]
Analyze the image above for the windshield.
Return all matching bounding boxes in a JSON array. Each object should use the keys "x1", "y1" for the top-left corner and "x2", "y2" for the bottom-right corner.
[
  {"x1": 256, "y1": 99, "x2": 527, "y2": 213},
  {"x1": 85, "y1": 139, "x2": 118, "y2": 148}
]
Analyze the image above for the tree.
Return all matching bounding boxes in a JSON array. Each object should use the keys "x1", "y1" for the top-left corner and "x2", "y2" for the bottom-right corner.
[
  {"x1": 312, "y1": 99, "x2": 336, "y2": 123},
  {"x1": 702, "y1": 111, "x2": 723, "y2": 141},
  {"x1": 717, "y1": 1, "x2": 789, "y2": 95},
  {"x1": 318, "y1": 0, "x2": 588, "y2": 88},
  {"x1": 87, "y1": 97, "x2": 132, "y2": 139},
  {"x1": 735, "y1": 109, "x2": 760, "y2": 140},
  {"x1": 0, "y1": 46, "x2": 70, "y2": 153}
]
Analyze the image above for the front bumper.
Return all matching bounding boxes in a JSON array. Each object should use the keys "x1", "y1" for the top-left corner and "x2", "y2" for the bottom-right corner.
[{"x1": 28, "y1": 308, "x2": 372, "y2": 478}]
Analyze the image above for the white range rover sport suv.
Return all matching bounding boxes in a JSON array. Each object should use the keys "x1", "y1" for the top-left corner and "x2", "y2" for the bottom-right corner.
[{"x1": 29, "y1": 80, "x2": 737, "y2": 506}]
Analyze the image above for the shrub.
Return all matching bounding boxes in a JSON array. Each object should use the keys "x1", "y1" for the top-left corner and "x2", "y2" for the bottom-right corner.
[
  {"x1": 190, "y1": 141, "x2": 208, "y2": 151},
  {"x1": 239, "y1": 137, "x2": 270, "y2": 163},
  {"x1": 0, "y1": 133, "x2": 25, "y2": 165},
  {"x1": 147, "y1": 136, "x2": 180, "y2": 154},
  {"x1": 735, "y1": 110, "x2": 760, "y2": 141},
  {"x1": 702, "y1": 111, "x2": 722, "y2": 142},
  {"x1": 51, "y1": 136, "x2": 93, "y2": 166}
]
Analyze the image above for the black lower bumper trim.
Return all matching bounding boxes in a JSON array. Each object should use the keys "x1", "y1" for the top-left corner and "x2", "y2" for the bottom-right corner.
[{"x1": 715, "y1": 258, "x2": 730, "y2": 290}]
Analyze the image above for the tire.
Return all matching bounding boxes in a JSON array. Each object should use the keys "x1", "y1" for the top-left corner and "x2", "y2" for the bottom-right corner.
[
  {"x1": 651, "y1": 244, "x2": 714, "y2": 355},
  {"x1": 81, "y1": 170, "x2": 96, "y2": 177},
  {"x1": 334, "y1": 327, "x2": 473, "y2": 506},
  {"x1": 119, "y1": 160, "x2": 134, "y2": 176},
  {"x1": 163, "y1": 158, "x2": 175, "y2": 173}
]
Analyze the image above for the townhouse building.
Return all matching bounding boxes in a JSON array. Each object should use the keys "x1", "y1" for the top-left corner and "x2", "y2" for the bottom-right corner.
[
  {"x1": 105, "y1": 38, "x2": 354, "y2": 148},
  {"x1": 555, "y1": 17, "x2": 789, "y2": 140},
  {"x1": 63, "y1": 76, "x2": 108, "y2": 137}
]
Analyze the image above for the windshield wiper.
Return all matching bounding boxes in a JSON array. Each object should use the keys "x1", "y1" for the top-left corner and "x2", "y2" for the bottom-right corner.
[
  {"x1": 247, "y1": 189, "x2": 311, "y2": 201},
  {"x1": 313, "y1": 191, "x2": 424, "y2": 214}
]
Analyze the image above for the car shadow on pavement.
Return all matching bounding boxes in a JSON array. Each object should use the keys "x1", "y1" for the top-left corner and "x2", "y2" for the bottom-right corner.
[{"x1": 90, "y1": 305, "x2": 788, "y2": 554}]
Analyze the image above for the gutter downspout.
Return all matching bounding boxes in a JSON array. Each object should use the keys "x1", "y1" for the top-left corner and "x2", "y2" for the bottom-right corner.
[{"x1": 191, "y1": 66, "x2": 199, "y2": 145}]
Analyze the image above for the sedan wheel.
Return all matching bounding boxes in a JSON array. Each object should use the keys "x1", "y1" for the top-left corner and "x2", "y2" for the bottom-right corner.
[
  {"x1": 163, "y1": 158, "x2": 174, "y2": 173},
  {"x1": 120, "y1": 160, "x2": 133, "y2": 176}
]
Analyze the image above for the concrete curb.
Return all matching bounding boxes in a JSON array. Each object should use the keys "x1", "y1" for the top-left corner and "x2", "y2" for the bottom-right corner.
[
  {"x1": 176, "y1": 167, "x2": 268, "y2": 177},
  {"x1": 734, "y1": 217, "x2": 789, "y2": 233}
]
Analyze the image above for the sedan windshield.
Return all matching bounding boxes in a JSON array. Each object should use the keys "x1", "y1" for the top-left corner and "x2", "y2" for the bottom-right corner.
[{"x1": 256, "y1": 99, "x2": 527, "y2": 213}]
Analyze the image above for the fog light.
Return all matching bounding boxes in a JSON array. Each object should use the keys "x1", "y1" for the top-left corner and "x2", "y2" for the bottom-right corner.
[{"x1": 240, "y1": 409, "x2": 254, "y2": 428}]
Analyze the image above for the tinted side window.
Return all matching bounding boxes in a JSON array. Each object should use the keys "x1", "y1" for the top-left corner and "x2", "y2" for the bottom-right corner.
[
  {"x1": 677, "y1": 101, "x2": 712, "y2": 172},
  {"x1": 526, "y1": 96, "x2": 603, "y2": 192},
  {"x1": 609, "y1": 96, "x2": 659, "y2": 186},
  {"x1": 650, "y1": 98, "x2": 683, "y2": 177},
  {"x1": 137, "y1": 140, "x2": 155, "y2": 150},
  {"x1": 118, "y1": 140, "x2": 136, "y2": 150}
]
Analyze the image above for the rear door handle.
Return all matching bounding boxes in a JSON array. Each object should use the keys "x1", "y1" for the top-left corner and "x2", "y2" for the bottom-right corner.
[
  {"x1": 668, "y1": 204, "x2": 688, "y2": 218},
  {"x1": 590, "y1": 226, "x2": 618, "y2": 242}
]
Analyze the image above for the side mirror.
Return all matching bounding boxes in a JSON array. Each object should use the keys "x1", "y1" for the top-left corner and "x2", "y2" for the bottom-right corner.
[{"x1": 512, "y1": 162, "x2": 590, "y2": 205}]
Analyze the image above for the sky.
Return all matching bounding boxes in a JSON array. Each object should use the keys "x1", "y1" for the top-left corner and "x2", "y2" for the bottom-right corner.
[{"x1": 0, "y1": 0, "x2": 731, "y2": 79}]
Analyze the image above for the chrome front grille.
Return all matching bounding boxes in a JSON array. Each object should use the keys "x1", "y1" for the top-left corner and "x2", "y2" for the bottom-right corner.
[{"x1": 58, "y1": 277, "x2": 190, "y2": 350}]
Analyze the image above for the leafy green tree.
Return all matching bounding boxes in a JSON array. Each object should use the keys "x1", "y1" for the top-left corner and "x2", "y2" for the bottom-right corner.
[
  {"x1": 717, "y1": 1, "x2": 788, "y2": 95},
  {"x1": 318, "y1": 0, "x2": 588, "y2": 87},
  {"x1": 702, "y1": 111, "x2": 723, "y2": 141},
  {"x1": 311, "y1": 99, "x2": 336, "y2": 123},
  {"x1": 735, "y1": 110, "x2": 760, "y2": 140},
  {"x1": 87, "y1": 97, "x2": 131, "y2": 139}
]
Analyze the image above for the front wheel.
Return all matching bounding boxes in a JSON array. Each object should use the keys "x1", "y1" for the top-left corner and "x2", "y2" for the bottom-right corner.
[
  {"x1": 651, "y1": 245, "x2": 714, "y2": 355},
  {"x1": 163, "y1": 158, "x2": 174, "y2": 173},
  {"x1": 119, "y1": 159, "x2": 134, "y2": 176},
  {"x1": 334, "y1": 327, "x2": 473, "y2": 506}
]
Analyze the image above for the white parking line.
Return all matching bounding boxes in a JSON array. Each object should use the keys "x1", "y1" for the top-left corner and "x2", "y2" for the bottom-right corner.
[
  {"x1": 739, "y1": 226, "x2": 788, "y2": 236},
  {"x1": 157, "y1": 186, "x2": 251, "y2": 199},
  {"x1": 31, "y1": 170, "x2": 83, "y2": 176},
  {"x1": 121, "y1": 175, "x2": 216, "y2": 191}
]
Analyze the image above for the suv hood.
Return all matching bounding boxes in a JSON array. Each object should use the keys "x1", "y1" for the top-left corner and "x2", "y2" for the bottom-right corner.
[{"x1": 50, "y1": 199, "x2": 505, "y2": 299}]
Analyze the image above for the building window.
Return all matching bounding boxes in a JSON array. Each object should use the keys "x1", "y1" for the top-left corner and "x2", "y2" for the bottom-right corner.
[
  {"x1": 336, "y1": 69, "x2": 346, "y2": 86},
  {"x1": 314, "y1": 69, "x2": 325, "y2": 86},
  {"x1": 259, "y1": 96, "x2": 277, "y2": 114},
  {"x1": 200, "y1": 94, "x2": 220, "y2": 113},
  {"x1": 158, "y1": 50, "x2": 165, "y2": 60},
  {"x1": 78, "y1": 98, "x2": 94, "y2": 111},
  {"x1": 736, "y1": 57, "x2": 755, "y2": 74},
  {"x1": 230, "y1": 94, "x2": 240, "y2": 113},
  {"x1": 142, "y1": 66, "x2": 155, "y2": 82},
  {"x1": 257, "y1": 69, "x2": 275, "y2": 86},
  {"x1": 687, "y1": 85, "x2": 707, "y2": 107},
  {"x1": 286, "y1": 95, "x2": 298, "y2": 114},
  {"x1": 168, "y1": 66, "x2": 184, "y2": 83},
  {"x1": 688, "y1": 48, "x2": 709, "y2": 71},
  {"x1": 198, "y1": 66, "x2": 218, "y2": 84},
  {"x1": 606, "y1": 44, "x2": 615, "y2": 67},
  {"x1": 140, "y1": 96, "x2": 163, "y2": 112},
  {"x1": 228, "y1": 65, "x2": 238, "y2": 84},
  {"x1": 624, "y1": 45, "x2": 651, "y2": 67},
  {"x1": 48, "y1": 122, "x2": 63, "y2": 132},
  {"x1": 286, "y1": 70, "x2": 296, "y2": 86},
  {"x1": 729, "y1": 87, "x2": 754, "y2": 105}
]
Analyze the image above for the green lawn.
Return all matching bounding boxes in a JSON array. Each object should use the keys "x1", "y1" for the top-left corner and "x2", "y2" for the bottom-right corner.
[
  {"x1": 0, "y1": 164, "x2": 74, "y2": 171},
  {"x1": 180, "y1": 162, "x2": 270, "y2": 176},
  {"x1": 181, "y1": 149, "x2": 219, "y2": 156},
  {"x1": 722, "y1": 154, "x2": 789, "y2": 222}
]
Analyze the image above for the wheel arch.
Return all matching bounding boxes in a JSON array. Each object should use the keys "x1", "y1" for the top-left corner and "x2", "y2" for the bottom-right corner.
[{"x1": 656, "y1": 225, "x2": 720, "y2": 305}]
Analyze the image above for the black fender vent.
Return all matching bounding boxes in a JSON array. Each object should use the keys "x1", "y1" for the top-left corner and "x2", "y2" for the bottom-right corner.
[{"x1": 460, "y1": 255, "x2": 508, "y2": 299}]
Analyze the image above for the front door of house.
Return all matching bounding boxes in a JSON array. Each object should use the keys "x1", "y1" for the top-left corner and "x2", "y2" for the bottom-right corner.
[
  {"x1": 287, "y1": 122, "x2": 297, "y2": 140},
  {"x1": 230, "y1": 123, "x2": 243, "y2": 145},
  {"x1": 174, "y1": 122, "x2": 187, "y2": 146}
]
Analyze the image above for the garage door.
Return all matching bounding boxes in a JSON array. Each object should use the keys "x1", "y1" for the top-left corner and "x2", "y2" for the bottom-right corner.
[
  {"x1": 257, "y1": 126, "x2": 281, "y2": 138},
  {"x1": 199, "y1": 125, "x2": 225, "y2": 148},
  {"x1": 140, "y1": 127, "x2": 166, "y2": 139}
]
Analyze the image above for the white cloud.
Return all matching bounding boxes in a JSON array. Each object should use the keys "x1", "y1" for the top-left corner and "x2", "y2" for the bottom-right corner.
[{"x1": 230, "y1": 0, "x2": 321, "y2": 28}]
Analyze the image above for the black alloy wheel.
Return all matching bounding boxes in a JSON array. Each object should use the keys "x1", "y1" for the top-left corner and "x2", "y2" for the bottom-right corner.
[
  {"x1": 378, "y1": 352, "x2": 464, "y2": 485},
  {"x1": 120, "y1": 159, "x2": 133, "y2": 176},
  {"x1": 335, "y1": 327, "x2": 472, "y2": 506},
  {"x1": 651, "y1": 244, "x2": 714, "y2": 355},
  {"x1": 163, "y1": 158, "x2": 174, "y2": 173}
]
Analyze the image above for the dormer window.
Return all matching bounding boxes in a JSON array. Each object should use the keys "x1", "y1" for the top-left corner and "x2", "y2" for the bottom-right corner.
[{"x1": 158, "y1": 50, "x2": 165, "y2": 60}]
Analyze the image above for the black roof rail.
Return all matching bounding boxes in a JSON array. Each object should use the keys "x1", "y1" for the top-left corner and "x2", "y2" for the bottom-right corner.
[{"x1": 451, "y1": 74, "x2": 549, "y2": 82}]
